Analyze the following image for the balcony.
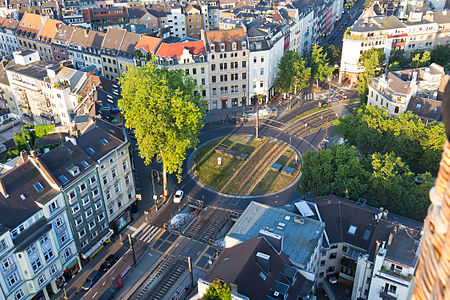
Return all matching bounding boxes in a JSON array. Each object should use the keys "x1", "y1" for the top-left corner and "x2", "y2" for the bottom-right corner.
[
  {"x1": 380, "y1": 266, "x2": 413, "y2": 282},
  {"x1": 380, "y1": 290, "x2": 397, "y2": 300}
]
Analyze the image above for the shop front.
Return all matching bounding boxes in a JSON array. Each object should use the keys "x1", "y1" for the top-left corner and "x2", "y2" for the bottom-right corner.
[
  {"x1": 81, "y1": 229, "x2": 114, "y2": 260},
  {"x1": 114, "y1": 210, "x2": 132, "y2": 233},
  {"x1": 55, "y1": 258, "x2": 81, "y2": 289}
]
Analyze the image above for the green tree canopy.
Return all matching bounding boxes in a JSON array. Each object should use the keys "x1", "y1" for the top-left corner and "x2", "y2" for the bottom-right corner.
[
  {"x1": 274, "y1": 50, "x2": 302, "y2": 94},
  {"x1": 431, "y1": 45, "x2": 450, "y2": 70},
  {"x1": 308, "y1": 43, "x2": 334, "y2": 87},
  {"x1": 356, "y1": 48, "x2": 385, "y2": 104},
  {"x1": 335, "y1": 105, "x2": 445, "y2": 174},
  {"x1": 409, "y1": 50, "x2": 431, "y2": 68},
  {"x1": 325, "y1": 45, "x2": 341, "y2": 65},
  {"x1": 203, "y1": 280, "x2": 232, "y2": 300},
  {"x1": 119, "y1": 62, "x2": 205, "y2": 196},
  {"x1": 388, "y1": 49, "x2": 409, "y2": 71}
]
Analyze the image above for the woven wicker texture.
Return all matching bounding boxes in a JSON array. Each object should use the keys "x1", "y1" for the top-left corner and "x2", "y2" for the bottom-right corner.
[{"x1": 412, "y1": 140, "x2": 450, "y2": 300}]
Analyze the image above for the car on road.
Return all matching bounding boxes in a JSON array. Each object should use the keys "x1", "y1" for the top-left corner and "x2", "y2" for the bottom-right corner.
[
  {"x1": 82, "y1": 270, "x2": 102, "y2": 290},
  {"x1": 329, "y1": 277, "x2": 338, "y2": 284},
  {"x1": 173, "y1": 190, "x2": 184, "y2": 203},
  {"x1": 99, "y1": 254, "x2": 118, "y2": 272}
]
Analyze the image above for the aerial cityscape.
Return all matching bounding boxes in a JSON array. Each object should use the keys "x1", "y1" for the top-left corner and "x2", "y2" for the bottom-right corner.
[{"x1": 0, "y1": 0, "x2": 448, "y2": 299}]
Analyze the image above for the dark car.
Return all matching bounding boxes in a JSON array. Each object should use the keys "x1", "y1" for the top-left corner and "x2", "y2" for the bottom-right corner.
[
  {"x1": 100, "y1": 254, "x2": 118, "y2": 272},
  {"x1": 82, "y1": 270, "x2": 102, "y2": 290}
]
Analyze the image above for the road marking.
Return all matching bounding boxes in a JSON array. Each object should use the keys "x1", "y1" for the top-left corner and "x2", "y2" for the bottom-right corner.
[
  {"x1": 92, "y1": 292, "x2": 97, "y2": 299},
  {"x1": 131, "y1": 222, "x2": 147, "y2": 238},
  {"x1": 127, "y1": 225, "x2": 138, "y2": 231},
  {"x1": 102, "y1": 281, "x2": 106, "y2": 286}
]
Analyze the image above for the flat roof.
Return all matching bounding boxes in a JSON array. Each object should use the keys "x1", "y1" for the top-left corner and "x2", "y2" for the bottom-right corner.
[{"x1": 226, "y1": 201, "x2": 325, "y2": 266}]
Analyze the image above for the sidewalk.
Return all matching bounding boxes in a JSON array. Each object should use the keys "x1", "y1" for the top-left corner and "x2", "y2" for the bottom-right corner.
[{"x1": 204, "y1": 104, "x2": 287, "y2": 125}]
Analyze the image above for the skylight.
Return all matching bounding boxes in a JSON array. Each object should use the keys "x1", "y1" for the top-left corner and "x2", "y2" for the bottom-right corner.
[
  {"x1": 59, "y1": 175, "x2": 68, "y2": 184},
  {"x1": 66, "y1": 147, "x2": 72, "y2": 154},
  {"x1": 86, "y1": 147, "x2": 94, "y2": 155},
  {"x1": 81, "y1": 160, "x2": 89, "y2": 168},
  {"x1": 348, "y1": 225, "x2": 357, "y2": 235},
  {"x1": 363, "y1": 229, "x2": 371, "y2": 240},
  {"x1": 33, "y1": 182, "x2": 43, "y2": 192},
  {"x1": 101, "y1": 139, "x2": 109, "y2": 145}
]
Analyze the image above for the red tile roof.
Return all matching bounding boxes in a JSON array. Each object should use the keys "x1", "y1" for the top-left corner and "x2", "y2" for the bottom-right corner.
[
  {"x1": 155, "y1": 40, "x2": 205, "y2": 58},
  {"x1": 134, "y1": 35, "x2": 162, "y2": 54}
]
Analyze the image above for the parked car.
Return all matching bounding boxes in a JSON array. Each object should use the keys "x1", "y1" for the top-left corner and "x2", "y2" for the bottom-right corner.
[
  {"x1": 82, "y1": 271, "x2": 102, "y2": 290},
  {"x1": 329, "y1": 277, "x2": 338, "y2": 284},
  {"x1": 99, "y1": 254, "x2": 118, "y2": 272},
  {"x1": 173, "y1": 190, "x2": 184, "y2": 203}
]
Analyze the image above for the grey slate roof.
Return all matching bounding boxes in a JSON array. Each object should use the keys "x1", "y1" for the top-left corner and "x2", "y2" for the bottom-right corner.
[
  {"x1": 0, "y1": 160, "x2": 59, "y2": 230},
  {"x1": 226, "y1": 201, "x2": 325, "y2": 267},
  {"x1": 6, "y1": 60, "x2": 60, "y2": 80},
  {"x1": 385, "y1": 228, "x2": 420, "y2": 267}
]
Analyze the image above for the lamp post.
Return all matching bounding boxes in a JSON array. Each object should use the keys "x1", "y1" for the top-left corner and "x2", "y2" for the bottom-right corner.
[
  {"x1": 304, "y1": 123, "x2": 307, "y2": 135},
  {"x1": 242, "y1": 96, "x2": 246, "y2": 122}
]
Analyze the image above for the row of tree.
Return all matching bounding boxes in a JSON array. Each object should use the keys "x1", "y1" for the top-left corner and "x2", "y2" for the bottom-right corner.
[
  {"x1": 299, "y1": 143, "x2": 434, "y2": 221},
  {"x1": 273, "y1": 43, "x2": 335, "y2": 97},
  {"x1": 335, "y1": 105, "x2": 445, "y2": 174}
]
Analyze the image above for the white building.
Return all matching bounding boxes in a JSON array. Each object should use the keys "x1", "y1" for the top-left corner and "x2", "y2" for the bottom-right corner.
[
  {"x1": 0, "y1": 18, "x2": 19, "y2": 58},
  {"x1": 6, "y1": 50, "x2": 89, "y2": 125},
  {"x1": 247, "y1": 21, "x2": 285, "y2": 100},
  {"x1": 167, "y1": 6, "x2": 186, "y2": 38}
]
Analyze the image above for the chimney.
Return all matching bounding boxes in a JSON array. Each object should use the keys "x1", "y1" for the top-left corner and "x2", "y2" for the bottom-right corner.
[
  {"x1": 30, "y1": 150, "x2": 37, "y2": 157},
  {"x1": 375, "y1": 240, "x2": 380, "y2": 256},
  {"x1": 256, "y1": 252, "x2": 270, "y2": 274},
  {"x1": 382, "y1": 241, "x2": 386, "y2": 249},
  {"x1": 0, "y1": 179, "x2": 8, "y2": 198},
  {"x1": 388, "y1": 233, "x2": 394, "y2": 245},
  {"x1": 383, "y1": 209, "x2": 389, "y2": 219},
  {"x1": 19, "y1": 150, "x2": 28, "y2": 163}
]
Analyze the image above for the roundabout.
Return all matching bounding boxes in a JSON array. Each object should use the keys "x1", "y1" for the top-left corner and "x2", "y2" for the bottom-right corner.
[
  {"x1": 192, "y1": 135, "x2": 301, "y2": 196},
  {"x1": 180, "y1": 124, "x2": 328, "y2": 211}
]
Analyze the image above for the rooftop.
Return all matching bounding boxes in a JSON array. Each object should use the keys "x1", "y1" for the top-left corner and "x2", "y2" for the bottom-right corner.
[
  {"x1": 351, "y1": 15, "x2": 406, "y2": 32},
  {"x1": 155, "y1": 40, "x2": 206, "y2": 58},
  {"x1": 6, "y1": 60, "x2": 60, "y2": 80},
  {"x1": 406, "y1": 97, "x2": 442, "y2": 121},
  {"x1": 385, "y1": 227, "x2": 420, "y2": 267},
  {"x1": 226, "y1": 201, "x2": 325, "y2": 267},
  {"x1": 204, "y1": 236, "x2": 314, "y2": 299}
]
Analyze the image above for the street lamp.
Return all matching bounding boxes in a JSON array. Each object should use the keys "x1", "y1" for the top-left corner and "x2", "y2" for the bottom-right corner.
[
  {"x1": 304, "y1": 123, "x2": 308, "y2": 135},
  {"x1": 242, "y1": 96, "x2": 246, "y2": 120}
]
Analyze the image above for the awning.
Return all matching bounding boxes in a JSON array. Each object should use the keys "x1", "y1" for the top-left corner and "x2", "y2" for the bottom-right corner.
[{"x1": 81, "y1": 229, "x2": 113, "y2": 259}]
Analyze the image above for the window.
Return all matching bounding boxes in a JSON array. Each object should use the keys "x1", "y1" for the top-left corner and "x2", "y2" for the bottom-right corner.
[
  {"x1": 348, "y1": 225, "x2": 357, "y2": 235},
  {"x1": 59, "y1": 175, "x2": 68, "y2": 184},
  {"x1": 117, "y1": 200, "x2": 122, "y2": 208},
  {"x1": 125, "y1": 175, "x2": 130, "y2": 185},
  {"x1": 0, "y1": 238, "x2": 8, "y2": 252},
  {"x1": 2, "y1": 257, "x2": 12, "y2": 271},
  {"x1": 88, "y1": 221, "x2": 95, "y2": 230},
  {"x1": 327, "y1": 266, "x2": 335, "y2": 273},
  {"x1": 114, "y1": 183, "x2": 120, "y2": 193},
  {"x1": 78, "y1": 228, "x2": 86, "y2": 238},
  {"x1": 92, "y1": 188, "x2": 99, "y2": 197},
  {"x1": 89, "y1": 176, "x2": 96, "y2": 185},
  {"x1": 49, "y1": 264, "x2": 57, "y2": 276},
  {"x1": 7, "y1": 272, "x2": 18, "y2": 287},
  {"x1": 14, "y1": 289, "x2": 24, "y2": 300},
  {"x1": 101, "y1": 138, "x2": 109, "y2": 145},
  {"x1": 81, "y1": 160, "x2": 89, "y2": 168},
  {"x1": 86, "y1": 147, "x2": 94, "y2": 155},
  {"x1": 33, "y1": 182, "x2": 43, "y2": 192},
  {"x1": 329, "y1": 252, "x2": 337, "y2": 259},
  {"x1": 72, "y1": 203, "x2": 80, "y2": 214},
  {"x1": 91, "y1": 231, "x2": 98, "y2": 239},
  {"x1": 212, "y1": 75, "x2": 216, "y2": 83},
  {"x1": 103, "y1": 176, "x2": 108, "y2": 185},
  {"x1": 98, "y1": 213, "x2": 105, "y2": 222},
  {"x1": 81, "y1": 240, "x2": 88, "y2": 248},
  {"x1": 49, "y1": 201, "x2": 58, "y2": 213},
  {"x1": 39, "y1": 234, "x2": 49, "y2": 245},
  {"x1": 59, "y1": 233, "x2": 67, "y2": 244},
  {"x1": 106, "y1": 190, "x2": 111, "y2": 200},
  {"x1": 74, "y1": 217, "x2": 82, "y2": 226},
  {"x1": 342, "y1": 245, "x2": 348, "y2": 252},
  {"x1": 112, "y1": 169, "x2": 117, "y2": 179},
  {"x1": 64, "y1": 247, "x2": 72, "y2": 259},
  {"x1": 242, "y1": 61, "x2": 246, "y2": 68},
  {"x1": 122, "y1": 161, "x2": 127, "y2": 171},
  {"x1": 82, "y1": 196, "x2": 90, "y2": 206},
  {"x1": 26, "y1": 244, "x2": 37, "y2": 255},
  {"x1": 85, "y1": 209, "x2": 93, "y2": 218},
  {"x1": 43, "y1": 248, "x2": 54, "y2": 262},
  {"x1": 95, "y1": 201, "x2": 102, "y2": 210},
  {"x1": 79, "y1": 183, "x2": 87, "y2": 193},
  {"x1": 320, "y1": 260, "x2": 325, "y2": 266},
  {"x1": 109, "y1": 206, "x2": 114, "y2": 215},
  {"x1": 31, "y1": 258, "x2": 42, "y2": 272}
]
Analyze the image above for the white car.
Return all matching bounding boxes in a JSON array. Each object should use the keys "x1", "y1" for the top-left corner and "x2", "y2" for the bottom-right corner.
[{"x1": 173, "y1": 190, "x2": 184, "y2": 203}]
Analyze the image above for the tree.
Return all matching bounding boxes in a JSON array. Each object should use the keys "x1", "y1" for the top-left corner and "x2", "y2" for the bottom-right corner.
[
  {"x1": 431, "y1": 45, "x2": 450, "y2": 70},
  {"x1": 409, "y1": 50, "x2": 431, "y2": 68},
  {"x1": 308, "y1": 43, "x2": 334, "y2": 88},
  {"x1": 325, "y1": 45, "x2": 341, "y2": 65},
  {"x1": 356, "y1": 48, "x2": 385, "y2": 104},
  {"x1": 119, "y1": 62, "x2": 205, "y2": 197},
  {"x1": 388, "y1": 49, "x2": 409, "y2": 71},
  {"x1": 274, "y1": 50, "x2": 302, "y2": 96},
  {"x1": 292, "y1": 58, "x2": 311, "y2": 97},
  {"x1": 203, "y1": 280, "x2": 232, "y2": 300}
]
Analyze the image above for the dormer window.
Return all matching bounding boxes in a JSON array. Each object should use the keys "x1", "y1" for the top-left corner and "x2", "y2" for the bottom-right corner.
[
  {"x1": 232, "y1": 41, "x2": 237, "y2": 50},
  {"x1": 242, "y1": 41, "x2": 247, "y2": 49},
  {"x1": 33, "y1": 182, "x2": 43, "y2": 192},
  {"x1": 210, "y1": 43, "x2": 215, "y2": 52},
  {"x1": 220, "y1": 43, "x2": 225, "y2": 51}
]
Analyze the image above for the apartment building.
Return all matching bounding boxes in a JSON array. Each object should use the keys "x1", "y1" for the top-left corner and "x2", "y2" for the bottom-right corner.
[
  {"x1": 100, "y1": 28, "x2": 126, "y2": 80},
  {"x1": 155, "y1": 40, "x2": 209, "y2": 102},
  {"x1": 16, "y1": 13, "x2": 49, "y2": 53},
  {"x1": 117, "y1": 31, "x2": 142, "y2": 77},
  {"x1": 134, "y1": 35, "x2": 163, "y2": 67},
  {"x1": 82, "y1": 6, "x2": 129, "y2": 30},
  {"x1": 0, "y1": 61, "x2": 18, "y2": 115},
  {"x1": 39, "y1": 138, "x2": 112, "y2": 261},
  {"x1": 0, "y1": 18, "x2": 19, "y2": 58},
  {"x1": 367, "y1": 63, "x2": 445, "y2": 116},
  {"x1": 304, "y1": 196, "x2": 423, "y2": 300},
  {"x1": 51, "y1": 23, "x2": 75, "y2": 62},
  {"x1": 166, "y1": 6, "x2": 186, "y2": 38},
  {"x1": 6, "y1": 50, "x2": 89, "y2": 125},
  {"x1": 36, "y1": 19, "x2": 61, "y2": 62},
  {"x1": 247, "y1": 20, "x2": 285, "y2": 101},
  {"x1": 0, "y1": 156, "x2": 79, "y2": 300},
  {"x1": 225, "y1": 201, "x2": 325, "y2": 282},
  {"x1": 76, "y1": 118, "x2": 136, "y2": 232},
  {"x1": 339, "y1": 11, "x2": 450, "y2": 84},
  {"x1": 202, "y1": 28, "x2": 249, "y2": 109},
  {"x1": 367, "y1": 227, "x2": 420, "y2": 300},
  {"x1": 185, "y1": 3, "x2": 203, "y2": 38},
  {"x1": 81, "y1": 30, "x2": 105, "y2": 76}
]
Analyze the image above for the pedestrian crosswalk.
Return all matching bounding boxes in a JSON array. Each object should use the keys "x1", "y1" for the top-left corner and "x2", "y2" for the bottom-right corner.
[
  {"x1": 303, "y1": 93, "x2": 314, "y2": 100},
  {"x1": 131, "y1": 222, "x2": 163, "y2": 244}
]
